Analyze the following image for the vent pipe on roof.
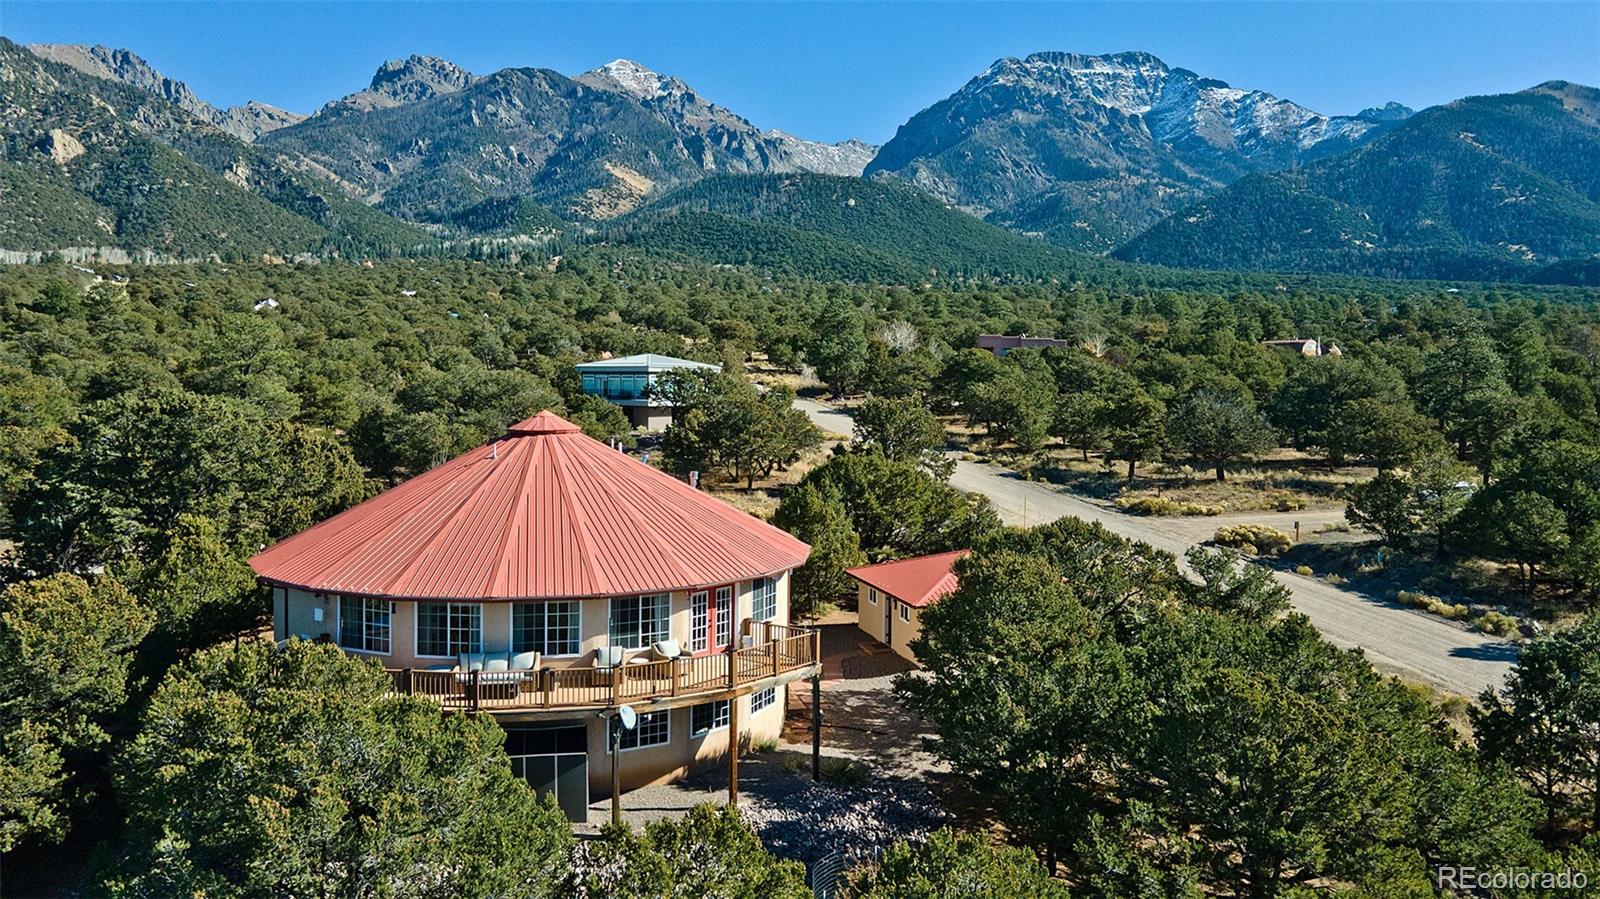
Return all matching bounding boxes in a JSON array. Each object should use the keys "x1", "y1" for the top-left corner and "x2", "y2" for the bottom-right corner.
[{"x1": 490, "y1": 442, "x2": 499, "y2": 460}]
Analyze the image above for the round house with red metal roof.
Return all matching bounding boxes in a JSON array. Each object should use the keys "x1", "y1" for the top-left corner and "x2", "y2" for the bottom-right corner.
[{"x1": 252, "y1": 411, "x2": 819, "y2": 821}]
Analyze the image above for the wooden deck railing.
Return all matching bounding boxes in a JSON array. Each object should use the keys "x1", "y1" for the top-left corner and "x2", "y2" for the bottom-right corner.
[{"x1": 386, "y1": 628, "x2": 821, "y2": 712}]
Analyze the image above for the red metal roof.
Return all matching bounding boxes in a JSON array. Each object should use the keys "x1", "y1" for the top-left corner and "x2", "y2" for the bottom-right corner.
[
  {"x1": 846, "y1": 550, "x2": 968, "y2": 608},
  {"x1": 250, "y1": 411, "x2": 810, "y2": 601}
]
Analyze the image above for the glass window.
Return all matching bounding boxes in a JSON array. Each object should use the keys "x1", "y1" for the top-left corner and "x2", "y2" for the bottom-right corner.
[
  {"x1": 691, "y1": 700, "x2": 731, "y2": 736},
  {"x1": 867, "y1": 587, "x2": 878, "y2": 606},
  {"x1": 609, "y1": 710, "x2": 671, "y2": 751},
  {"x1": 609, "y1": 594, "x2": 670, "y2": 649},
  {"x1": 513, "y1": 601, "x2": 580, "y2": 657},
  {"x1": 715, "y1": 586, "x2": 732, "y2": 647},
  {"x1": 339, "y1": 598, "x2": 391, "y2": 654},
  {"x1": 690, "y1": 590, "x2": 709, "y2": 652},
  {"x1": 899, "y1": 603, "x2": 911, "y2": 623},
  {"x1": 581, "y1": 374, "x2": 599, "y2": 394},
  {"x1": 752, "y1": 577, "x2": 778, "y2": 623},
  {"x1": 751, "y1": 686, "x2": 777, "y2": 713},
  {"x1": 417, "y1": 602, "x2": 482, "y2": 657}
]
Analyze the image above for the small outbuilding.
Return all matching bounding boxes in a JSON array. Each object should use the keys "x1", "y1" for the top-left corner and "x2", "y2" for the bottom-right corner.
[
  {"x1": 574, "y1": 353, "x2": 721, "y2": 430},
  {"x1": 847, "y1": 550, "x2": 967, "y2": 663}
]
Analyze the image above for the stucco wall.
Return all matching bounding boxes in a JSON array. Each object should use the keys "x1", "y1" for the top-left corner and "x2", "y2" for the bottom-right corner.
[
  {"x1": 853, "y1": 581, "x2": 923, "y2": 665},
  {"x1": 280, "y1": 572, "x2": 790, "y2": 669},
  {"x1": 582, "y1": 683, "x2": 789, "y2": 795},
  {"x1": 276, "y1": 570, "x2": 796, "y2": 797}
]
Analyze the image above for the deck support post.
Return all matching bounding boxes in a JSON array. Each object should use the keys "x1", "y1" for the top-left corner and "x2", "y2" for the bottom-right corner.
[
  {"x1": 811, "y1": 673, "x2": 822, "y2": 782},
  {"x1": 402, "y1": 667, "x2": 413, "y2": 695},
  {"x1": 728, "y1": 695, "x2": 740, "y2": 806},
  {"x1": 470, "y1": 670, "x2": 481, "y2": 712},
  {"x1": 610, "y1": 718, "x2": 623, "y2": 827}
]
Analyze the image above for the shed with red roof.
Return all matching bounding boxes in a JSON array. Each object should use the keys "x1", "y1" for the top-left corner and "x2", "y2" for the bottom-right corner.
[{"x1": 847, "y1": 550, "x2": 968, "y2": 664}]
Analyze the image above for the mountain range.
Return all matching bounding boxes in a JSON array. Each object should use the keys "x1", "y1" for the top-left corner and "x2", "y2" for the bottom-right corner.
[
  {"x1": 2, "y1": 37, "x2": 1595, "y2": 284},
  {"x1": 1116, "y1": 81, "x2": 1600, "y2": 280},
  {"x1": 866, "y1": 51, "x2": 1413, "y2": 251}
]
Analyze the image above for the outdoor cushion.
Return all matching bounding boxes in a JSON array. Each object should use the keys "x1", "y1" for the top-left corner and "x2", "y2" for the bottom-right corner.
[
  {"x1": 484, "y1": 656, "x2": 509, "y2": 673},
  {"x1": 510, "y1": 650, "x2": 539, "y2": 670},
  {"x1": 459, "y1": 652, "x2": 487, "y2": 672},
  {"x1": 652, "y1": 640, "x2": 682, "y2": 660},
  {"x1": 595, "y1": 646, "x2": 625, "y2": 668}
]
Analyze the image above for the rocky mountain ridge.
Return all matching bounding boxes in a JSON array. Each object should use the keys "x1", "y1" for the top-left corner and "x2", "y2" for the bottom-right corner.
[
  {"x1": 866, "y1": 50, "x2": 1413, "y2": 250},
  {"x1": 27, "y1": 43, "x2": 306, "y2": 141}
]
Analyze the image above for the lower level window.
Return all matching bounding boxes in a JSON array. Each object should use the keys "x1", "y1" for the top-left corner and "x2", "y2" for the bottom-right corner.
[
  {"x1": 417, "y1": 602, "x2": 482, "y2": 657},
  {"x1": 751, "y1": 686, "x2": 777, "y2": 713},
  {"x1": 339, "y1": 597, "x2": 391, "y2": 654},
  {"x1": 610, "y1": 710, "x2": 671, "y2": 751},
  {"x1": 898, "y1": 603, "x2": 911, "y2": 623},
  {"x1": 867, "y1": 588, "x2": 878, "y2": 606},
  {"x1": 691, "y1": 700, "x2": 731, "y2": 736}
]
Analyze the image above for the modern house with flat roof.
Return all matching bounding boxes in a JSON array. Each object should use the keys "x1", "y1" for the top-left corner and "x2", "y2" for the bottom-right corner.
[
  {"x1": 976, "y1": 334, "x2": 1073, "y2": 357},
  {"x1": 251, "y1": 410, "x2": 818, "y2": 822},
  {"x1": 574, "y1": 353, "x2": 721, "y2": 430},
  {"x1": 847, "y1": 550, "x2": 967, "y2": 664},
  {"x1": 1261, "y1": 338, "x2": 1341, "y2": 357}
]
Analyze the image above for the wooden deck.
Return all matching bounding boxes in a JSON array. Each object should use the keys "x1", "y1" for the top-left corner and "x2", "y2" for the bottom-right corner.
[{"x1": 386, "y1": 624, "x2": 821, "y2": 714}]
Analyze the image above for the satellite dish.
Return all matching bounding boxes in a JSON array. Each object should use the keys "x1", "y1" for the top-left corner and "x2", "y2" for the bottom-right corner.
[{"x1": 617, "y1": 704, "x2": 638, "y2": 731}]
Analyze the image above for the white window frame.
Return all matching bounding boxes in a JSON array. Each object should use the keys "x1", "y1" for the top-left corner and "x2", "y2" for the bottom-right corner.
[
  {"x1": 609, "y1": 710, "x2": 671, "y2": 752},
  {"x1": 608, "y1": 593, "x2": 671, "y2": 650},
  {"x1": 715, "y1": 585, "x2": 733, "y2": 648},
  {"x1": 512, "y1": 601, "x2": 582, "y2": 658},
  {"x1": 690, "y1": 589, "x2": 710, "y2": 652},
  {"x1": 414, "y1": 602, "x2": 483, "y2": 659},
  {"x1": 691, "y1": 700, "x2": 731, "y2": 737},
  {"x1": 751, "y1": 577, "x2": 778, "y2": 623},
  {"x1": 336, "y1": 596, "x2": 392, "y2": 655},
  {"x1": 898, "y1": 602, "x2": 911, "y2": 623},
  {"x1": 866, "y1": 587, "x2": 878, "y2": 606},
  {"x1": 751, "y1": 686, "x2": 777, "y2": 713}
]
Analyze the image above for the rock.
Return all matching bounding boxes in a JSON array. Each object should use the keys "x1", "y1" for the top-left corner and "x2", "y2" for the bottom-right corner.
[{"x1": 39, "y1": 129, "x2": 85, "y2": 164}]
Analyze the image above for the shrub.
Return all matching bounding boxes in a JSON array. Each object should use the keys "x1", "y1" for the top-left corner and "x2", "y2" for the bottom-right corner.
[
  {"x1": 1399, "y1": 590, "x2": 1471, "y2": 620},
  {"x1": 751, "y1": 735, "x2": 781, "y2": 754},
  {"x1": 818, "y1": 756, "x2": 870, "y2": 787},
  {"x1": 1116, "y1": 495, "x2": 1225, "y2": 517},
  {"x1": 1295, "y1": 565, "x2": 1315, "y2": 576},
  {"x1": 1274, "y1": 494, "x2": 1309, "y2": 512},
  {"x1": 1213, "y1": 524, "x2": 1293, "y2": 555},
  {"x1": 1471, "y1": 611, "x2": 1520, "y2": 637}
]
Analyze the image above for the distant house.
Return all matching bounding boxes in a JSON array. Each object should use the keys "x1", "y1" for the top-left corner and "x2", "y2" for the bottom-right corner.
[
  {"x1": 976, "y1": 334, "x2": 1073, "y2": 357},
  {"x1": 847, "y1": 550, "x2": 967, "y2": 664},
  {"x1": 1261, "y1": 338, "x2": 1341, "y2": 357},
  {"x1": 574, "y1": 353, "x2": 722, "y2": 430}
]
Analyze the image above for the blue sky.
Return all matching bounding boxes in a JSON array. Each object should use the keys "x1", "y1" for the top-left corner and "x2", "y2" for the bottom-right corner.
[{"x1": 4, "y1": 1, "x2": 1597, "y2": 143}]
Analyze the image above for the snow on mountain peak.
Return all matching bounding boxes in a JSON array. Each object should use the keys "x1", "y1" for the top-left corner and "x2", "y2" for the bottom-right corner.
[{"x1": 589, "y1": 59, "x2": 672, "y2": 100}]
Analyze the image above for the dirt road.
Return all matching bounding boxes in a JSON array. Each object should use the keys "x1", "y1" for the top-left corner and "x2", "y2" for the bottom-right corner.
[{"x1": 797, "y1": 398, "x2": 1516, "y2": 696}]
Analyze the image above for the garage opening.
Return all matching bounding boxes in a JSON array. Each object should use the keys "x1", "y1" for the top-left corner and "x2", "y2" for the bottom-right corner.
[{"x1": 504, "y1": 725, "x2": 589, "y2": 822}]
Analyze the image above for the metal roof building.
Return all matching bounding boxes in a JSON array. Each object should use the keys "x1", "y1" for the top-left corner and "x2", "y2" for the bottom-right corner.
[{"x1": 250, "y1": 410, "x2": 808, "y2": 601}]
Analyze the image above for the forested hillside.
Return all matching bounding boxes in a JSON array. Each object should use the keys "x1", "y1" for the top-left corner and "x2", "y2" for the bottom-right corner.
[
  {"x1": 604, "y1": 174, "x2": 1106, "y2": 281},
  {"x1": 1118, "y1": 83, "x2": 1600, "y2": 282},
  {"x1": 0, "y1": 38, "x2": 427, "y2": 258}
]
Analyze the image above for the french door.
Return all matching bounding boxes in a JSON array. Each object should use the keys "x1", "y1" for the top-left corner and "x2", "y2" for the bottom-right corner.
[{"x1": 690, "y1": 585, "x2": 736, "y2": 654}]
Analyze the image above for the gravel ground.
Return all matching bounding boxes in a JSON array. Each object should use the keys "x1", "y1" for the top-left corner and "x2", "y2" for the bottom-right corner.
[{"x1": 579, "y1": 625, "x2": 950, "y2": 867}]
